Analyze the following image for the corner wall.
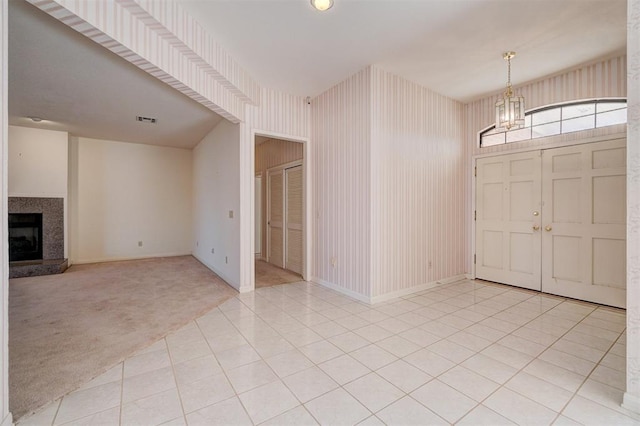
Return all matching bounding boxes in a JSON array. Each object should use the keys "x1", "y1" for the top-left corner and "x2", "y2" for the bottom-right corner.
[
  {"x1": 192, "y1": 119, "x2": 241, "y2": 289},
  {"x1": 370, "y1": 67, "x2": 466, "y2": 299},
  {"x1": 624, "y1": 0, "x2": 640, "y2": 413},
  {"x1": 68, "y1": 137, "x2": 192, "y2": 264}
]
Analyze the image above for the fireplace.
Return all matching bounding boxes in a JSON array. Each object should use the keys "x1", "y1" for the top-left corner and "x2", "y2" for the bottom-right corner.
[
  {"x1": 7, "y1": 197, "x2": 68, "y2": 278},
  {"x1": 9, "y1": 213, "x2": 43, "y2": 262}
]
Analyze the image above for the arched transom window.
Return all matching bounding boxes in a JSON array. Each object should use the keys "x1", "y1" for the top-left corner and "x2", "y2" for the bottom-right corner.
[{"x1": 480, "y1": 98, "x2": 627, "y2": 147}]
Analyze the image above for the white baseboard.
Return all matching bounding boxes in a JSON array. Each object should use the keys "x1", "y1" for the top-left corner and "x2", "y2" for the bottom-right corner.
[
  {"x1": 623, "y1": 391, "x2": 640, "y2": 415},
  {"x1": 71, "y1": 252, "x2": 192, "y2": 265},
  {"x1": 1, "y1": 412, "x2": 12, "y2": 426},
  {"x1": 310, "y1": 277, "x2": 370, "y2": 304},
  {"x1": 311, "y1": 274, "x2": 471, "y2": 305},
  {"x1": 191, "y1": 253, "x2": 239, "y2": 292}
]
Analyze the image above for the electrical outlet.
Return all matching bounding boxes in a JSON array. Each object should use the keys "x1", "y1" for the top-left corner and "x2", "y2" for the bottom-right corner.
[
  {"x1": 211, "y1": 248, "x2": 215, "y2": 254},
  {"x1": 225, "y1": 256, "x2": 228, "y2": 264},
  {"x1": 138, "y1": 241, "x2": 143, "y2": 247},
  {"x1": 228, "y1": 210, "x2": 234, "y2": 219}
]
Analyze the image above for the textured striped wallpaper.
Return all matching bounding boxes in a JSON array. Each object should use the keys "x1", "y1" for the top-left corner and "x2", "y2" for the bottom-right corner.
[
  {"x1": 463, "y1": 55, "x2": 628, "y2": 274},
  {"x1": 370, "y1": 67, "x2": 466, "y2": 298},
  {"x1": 625, "y1": 0, "x2": 640, "y2": 406},
  {"x1": 27, "y1": 0, "x2": 257, "y2": 122},
  {"x1": 255, "y1": 139, "x2": 304, "y2": 257},
  {"x1": 311, "y1": 68, "x2": 372, "y2": 297}
]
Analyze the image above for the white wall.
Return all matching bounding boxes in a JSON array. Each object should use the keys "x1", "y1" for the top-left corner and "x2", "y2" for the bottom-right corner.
[
  {"x1": 8, "y1": 125, "x2": 69, "y2": 258},
  {"x1": 8, "y1": 126, "x2": 68, "y2": 198},
  {"x1": 0, "y1": 0, "x2": 11, "y2": 423},
  {"x1": 68, "y1": 137, "x2": 192, "y2": 264},
  {"x1": 192, "y1": 119, "x2": 241, "y2": 289}
]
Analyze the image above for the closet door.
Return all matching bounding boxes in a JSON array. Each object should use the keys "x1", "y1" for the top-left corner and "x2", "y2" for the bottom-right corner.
[
  {"x1": 476, "y1": 151, "x2": 542, "y2": 291},
  {"x1": 267, "y1": 170, "x2": 284, "y2": 268},
  {"x1": 285, "y1": 166, "x2": 303, "y2": 275},
  {"x1": 541, "y1": 139, "x2": 626, "y2": 308}
]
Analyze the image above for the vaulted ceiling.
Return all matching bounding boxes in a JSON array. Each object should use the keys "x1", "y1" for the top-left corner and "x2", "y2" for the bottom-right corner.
[{"x1": 8, "y1": 0, "x2": 627, "y2": 147}]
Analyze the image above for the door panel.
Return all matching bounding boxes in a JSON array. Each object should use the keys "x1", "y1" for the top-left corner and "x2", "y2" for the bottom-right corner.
[
  {"x1": 541, "y1": 139, "x2": 626, "y2": 308},
  {"x1": 285, "y1": 166, "x2": 303, "y2": 275},
  {"x1": 476, "y1": 151, "x2": 542, "y2": 290},
  {"x1": 267, "y1": 171, "x2": 284, "y2": 268}
]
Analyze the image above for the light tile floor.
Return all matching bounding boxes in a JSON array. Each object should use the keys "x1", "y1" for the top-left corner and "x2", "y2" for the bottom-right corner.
[{"x1": 18, "y1": 279, "x2": 640, "y2": 425}]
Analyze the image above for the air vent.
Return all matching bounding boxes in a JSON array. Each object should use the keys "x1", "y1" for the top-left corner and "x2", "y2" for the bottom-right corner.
[{"x1": 136, "y1": 116, "x2": 157, "y2": 124}]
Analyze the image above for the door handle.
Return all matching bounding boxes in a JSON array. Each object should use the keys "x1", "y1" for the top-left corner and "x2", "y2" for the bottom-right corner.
[
  {"x1": 532, "y1": 225, "x2": 540, "y2": 231},
  {"x1": 545, "y1": 225, "x2": 552, "y2": 232}
]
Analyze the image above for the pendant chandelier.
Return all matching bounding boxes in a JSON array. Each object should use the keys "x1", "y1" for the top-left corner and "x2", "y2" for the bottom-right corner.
[{"x1": 495, "y1": 51, "x2": 525, "y2": 131}]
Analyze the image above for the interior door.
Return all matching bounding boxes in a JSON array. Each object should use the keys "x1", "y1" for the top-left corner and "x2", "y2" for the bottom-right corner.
[
  {"x1": 476, "y1": 151, "x2": 542, "y2": 291},
  {"x1": 285, "y1": 166, "x2": 303, "y2": 275},
  {"x1": 267, "y1": 170, "x2": 284, "y2": 268},
  {"x1": 541, "y1": 139, "x2": 626, "y2": 308}
]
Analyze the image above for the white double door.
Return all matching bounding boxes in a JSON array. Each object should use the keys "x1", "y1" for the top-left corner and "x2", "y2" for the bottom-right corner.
[
  {"x1": 267, "y1": 165, "x2": 303, "y2": 275},
  {"x1": 476, "y1": 139, "x2": 626, "y2": 308}
]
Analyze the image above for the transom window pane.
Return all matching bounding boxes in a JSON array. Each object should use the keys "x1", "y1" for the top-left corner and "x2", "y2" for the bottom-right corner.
[{"x1": 480, "y1": 99, "x2": 626, "y2": 148}]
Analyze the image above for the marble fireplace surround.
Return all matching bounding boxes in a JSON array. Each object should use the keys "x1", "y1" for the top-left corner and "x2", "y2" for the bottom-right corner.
[{"x1": 8, "y1": 197, "x2": 64, "y2": 261}]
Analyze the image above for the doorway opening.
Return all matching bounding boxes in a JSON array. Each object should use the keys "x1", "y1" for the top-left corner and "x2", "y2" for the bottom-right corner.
[{"x1": 254, "y1": 135, "x2": 306, "y2": 288}]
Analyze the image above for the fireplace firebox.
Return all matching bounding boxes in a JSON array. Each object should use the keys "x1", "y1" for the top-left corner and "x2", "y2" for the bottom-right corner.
[{"x1": 9, "y1": 213, "x2": 43, "y2": 262}]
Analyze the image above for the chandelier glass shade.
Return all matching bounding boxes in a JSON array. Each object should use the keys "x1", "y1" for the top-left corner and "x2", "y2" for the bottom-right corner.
[{"x1": 495, "y1": 51, "x2": 525, "y2": 132}]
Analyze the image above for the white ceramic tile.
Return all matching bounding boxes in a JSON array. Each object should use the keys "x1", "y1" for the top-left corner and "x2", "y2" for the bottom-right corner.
[
  {"x1": 173, "y1": 355, "x2": 222, "y2": 386},
  {"x1": 447, "y1": 330, "x2": 493, "y2": 352},
  {"x1": 551, "y1": 339, "x2": 606, "y2": 364},
  {"x1": 58, "y1": 406, "x2": 120, "y2": 426},
  {"x1": 123, "y1": 348, "x2": 172, "y2": 378},
  {"x1": 411, "y1": 379, "x2": 477, "y2": 423},
  {"x1": 260, "y1": 406, "x2": 319, "y2": 425},
  {"x1": 439, "y1": 365, "x2": 500, "y2": 402},
  {"x1": 505, "y1": 371, "x2": 573, "y2": 412},
  {"x1": 55, "y1": 381, "x2": 121, "y2": 425},
  {"x1": 18, "y1": 400, "x2": 60, "y2": 426},
  {"x1": 461, "y1": 354, "x2": 517, "y2": 384},
  {"x1": 428, "y1": 339, "x2": 476, "y2": 364},
  {"x1": 226, "y1": 360, "x2": 279, "y2": 394},
  {"x1": 299, "y1": 339, "x2": 344, "y2": 364},
  {"x1": 524, "y1": 359, "x2": 586, "y2": 393},
  {"x1": 484, "y1": 387, "x2": 558, "y2": 425},
  {"x1": 375, "y1": 335, "x2": 421, "y2": 358},
  {"x1": 350, "y1": 344, "x2": 398, "y2": 370},
  {"x1": 562, "y1": 395, "x2": 639, "y2": 425},
  {"x1": 356, "y1": 310, "x2": 390, "y2": 323},
  {"x1": 165, "y1": 324, "x2": 202, "y2": 346},
  {"x1": 304, "y1": 388, "x2": 370, "y2": 425},
  {"x1": 251, "y1": 336, "x2": 295, "y2": 358},
  {"x1": 166, "y1": 337, "x2": 212, "y2": 364},
  {"x1": 77, "y1": 364, "x2": 123, "y2": 391},
  {"x1": 498, "y1": 334, "x2": 547, "y2": 357},
  {"x1": 238, "y1": 380, "x2": 300, "y2": 424},
  {"x1": 205, "y1": 331, "x2": 248, "y2": 354},
  {"x1": 404, "y1": 348, "x2": 456, "y2": 376},
  {"x1": 419, "y1": 320, "x2": 459, "y2": 338},
  {"x1": 344, "y1": 373, "x2": 404, "y2": 413},
  {"x1": 456, "y1": 404, "x2": 516, "y2": 425},
  {"x1": 185, "y1": 397, "x2": 252, "y2": 426},
  {"x1": 353, "y1": 324, "x2": 395, "y2": 343},
  {"x1": 589, "y1": 364, "x2": 626, "y2": 391},
  {"x1": 309, "y1": 320, "x2": 349, "y2": 338},
  {"x1": 159, "y1": 416, "x2": 186, "y2": 426},
  {"x1": 398, "y1": 327, "x2": 441, "y2": 347},
  {"x1": 215, "y1": 343, "x2": 262, "y2": 371},
  {"x1": 481, "y1": 343, "x2": 534, "y2": 369},
  {"x1": 282, "y1": 327, "x2": 324, "y2": 347},
  {"x1": 376, "y1": 359, "x2": 432, "y2": 393},
  {"x1": 395, "y1": 312, "x2": 431, "y2": 327},
  {"x1": 134, "y1": 339, "x2": 169, "y2": 356},
  {"x1": 600, "y1": 352, "x2": 625, "y2": 371},
  {"x1": 328, "y1": 331, "x2": 371, "y2": 352},
  {"x1": 122, "y1": 366, "x2": 175, "y2": 403},
  {"x1": 376, "y1": 396, "x2": 447, "y2": 425},
  {"x1": 553, "y1": 415, "x2": 584, "y2": 425},
  {"x1": 120, "y1": 388, "x2": 183, "y2": 426},
  {"x1": 356, "y1": 415, "x2": 385, "y2": 426},
  {"x1": 318, "y1": 354, "x2": 371, "y2": 385},
  {"x1": 265, "y1": 349, "x2": 314, "y2": 378},
  {"x1": 178, "y1": 372, "x2": 235, "y2": 414},
  {"x1": 282, "y1": 366, "x2": 339, "y2": 403}
]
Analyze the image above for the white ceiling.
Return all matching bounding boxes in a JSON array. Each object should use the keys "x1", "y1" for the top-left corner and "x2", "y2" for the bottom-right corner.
[
  {"x1": 8, "y1": 0, "x2": 627, "y2": 149},
  {"x1": 8, "y1": 0, "x2": 223, "y2": 149},
  {"x1": 179, "y1": 0, "x2": 627, "y2": 102}
]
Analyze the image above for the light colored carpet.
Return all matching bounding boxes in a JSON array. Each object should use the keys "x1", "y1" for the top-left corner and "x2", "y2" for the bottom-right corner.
[
  {"x1": 9, "y1": 255, "x2": 236, "y2": 420},
  {"x1": 255, "y1": 260, "x2": 303, "y2": 288}
]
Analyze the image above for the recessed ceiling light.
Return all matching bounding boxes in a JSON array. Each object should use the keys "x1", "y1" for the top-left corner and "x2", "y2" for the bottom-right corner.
[
  {"x1": 29, "y1": 116, "x2": 43, "y2": 122},
  {"x1": 310, "y1": 0, "x2": 333, "y2": 12}
]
